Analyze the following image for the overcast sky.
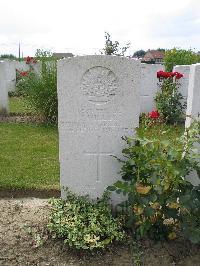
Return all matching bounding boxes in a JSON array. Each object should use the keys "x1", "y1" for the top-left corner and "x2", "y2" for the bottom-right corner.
[{"x1": 0, "y1": 0, "x2": 200, "y2": 57}]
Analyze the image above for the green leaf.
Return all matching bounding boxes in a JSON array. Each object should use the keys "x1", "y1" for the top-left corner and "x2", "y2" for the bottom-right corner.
[
  {"x1": 107, "y1": 186, "x2": 116, "y2": 191},
  {"x1": 144, "y1": 207, "x2": 155, "y2": 217}
]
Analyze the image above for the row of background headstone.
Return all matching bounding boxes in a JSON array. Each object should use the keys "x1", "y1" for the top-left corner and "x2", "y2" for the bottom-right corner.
[
  {"x1": 0, "y1": 60, "x2": 40, "y2": 113},
  {"x1": 0, "y1": 59, "x2": 198, "y2": 120},
  {"x1": 0, "y1": 60, "x2": 164, "y2": 114}
]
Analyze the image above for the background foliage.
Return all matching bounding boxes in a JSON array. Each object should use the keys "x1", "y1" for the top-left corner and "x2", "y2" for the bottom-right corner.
[
  {"x1": 16, "y1": 52, "x2": 58, "y2": 123},
  {"x1": 164, "y1": 48, "x2": 200, "y2": 72}
]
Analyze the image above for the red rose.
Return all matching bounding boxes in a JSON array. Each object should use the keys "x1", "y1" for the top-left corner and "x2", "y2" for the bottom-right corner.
[
  {"x1": 25, "y1": 56, "x2": 33, "y2": 64},
  {"x1": 149, "y1": 110, "x2": 160, "y2": 119},
  {"x1": 157, "y1": 71, "x2": 183, "y2": 80},
  {"x1": 20, "y1": 71, "x2": 29, "y2": 77},
  {"x1": 174, "y1": 72, "x2": 183, "y2": 79}
]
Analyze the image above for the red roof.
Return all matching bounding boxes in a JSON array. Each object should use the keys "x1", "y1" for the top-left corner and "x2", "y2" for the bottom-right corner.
[{"x1": 147, "y1": 50, "x2": 165, "y2": 59}]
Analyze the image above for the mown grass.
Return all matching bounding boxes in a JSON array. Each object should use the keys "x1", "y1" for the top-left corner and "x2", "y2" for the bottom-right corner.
[
  {"x1": 0, "y1": 123, "x2": 59, "y2": 190},
  {"x1": 1, "y1": 98, "x2": 185, "y2": 192},
  {"x1": 9, "y1": 96, "x2": 35, "y2": 114}
]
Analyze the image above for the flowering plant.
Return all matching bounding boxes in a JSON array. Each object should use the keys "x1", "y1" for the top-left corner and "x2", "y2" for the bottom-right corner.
[
  {"x1": 157, "y1": 71, "x2": 183, "y2": 80},
  {"x1": 155, "y1": 70, "x2": 186, "y2": 124},
  {"x1": 25, "y1": 56, "x2": 37, "y2": 65},
  {"x1": 148, "y1": 110, "x2": 160, "y2": 119},
  {"x1": 108, "y1": 121, "x2": 200, "y2": 242},
  {"x1": 14, "y1": 56, "x2": 37, "y2": 97},
  {"x1": 140, "y1": 110, "x2": 163, "y2": 129},
  {"x1": 16, "y1": 69, "x2": 29, "y2": 77}
]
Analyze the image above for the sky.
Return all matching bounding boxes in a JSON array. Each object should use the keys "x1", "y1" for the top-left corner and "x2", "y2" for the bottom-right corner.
[{"x1": 0, "y1": 0, "x2": 200, "y2": 57}]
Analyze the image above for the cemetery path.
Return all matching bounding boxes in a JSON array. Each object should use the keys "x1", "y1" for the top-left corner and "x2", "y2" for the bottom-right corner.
[{"x1": 0, "y1": 198, "x2": 199, "y2": 266}]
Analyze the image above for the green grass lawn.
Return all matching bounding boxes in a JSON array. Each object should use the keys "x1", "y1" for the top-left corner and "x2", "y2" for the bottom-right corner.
[
  {"x1": 0, "y1": 120, "x2": 184, "y2": 192},
  {"x1": 9, "y1": 97, "x2": 35, "y2": 114},
  {"x1": 1, "y1": 98, "x2": 185, "y2": 192},
  {"x1": 0, "y1": 123, "x2": 59, "y2": 190}
]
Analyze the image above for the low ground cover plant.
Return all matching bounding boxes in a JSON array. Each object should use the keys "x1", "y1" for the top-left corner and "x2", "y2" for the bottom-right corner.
[
  {"x1": 47, "y1": 189, "x2": 125, "y2": 250},
  {"x1": 108, "y1": 121, "x2": 200, "y2": 243}
]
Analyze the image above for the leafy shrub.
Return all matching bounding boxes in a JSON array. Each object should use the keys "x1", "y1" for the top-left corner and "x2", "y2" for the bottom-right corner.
[
  {"x1": 14, "y1": 69, "x2": 31, "y2": 97},
  {"x1": 101, "y1": 32, "x2": 130, "y2": 56},
  {"x1": 108, "y1": 121, "x2": 200, "y2": 242},
  {"x1": 16, "y1": 59, "x2": 57, "y2": 123},
  {"x1": 47, "y1": 189, "x2": 125, "y2": 250},
  {"x1": 164, "y1": 48, "x2": 200, "y2": 72},
  {"x1": 155, "y1": 71, "x2": 186, "y2": 124}
]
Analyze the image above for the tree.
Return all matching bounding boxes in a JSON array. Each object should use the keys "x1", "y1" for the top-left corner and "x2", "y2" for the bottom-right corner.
[
  {"x1": 0, "y1": 54, "x2": 17, "y2": 60},
  {"x1": 157, "y1": 48, "x2": 166, "y2": 52},
  {"x1": 35, "y1": 49, "x2": 53, "y2": 59},
  {"x1": 164, "y1": 48, "x2": 200, "y2": 72},
  {"x1": 101, "y1": 32, "x2": 130, "y2": 56},
  {"x1": 133, "y1": 50, "x2": 146, "y2": 58}
]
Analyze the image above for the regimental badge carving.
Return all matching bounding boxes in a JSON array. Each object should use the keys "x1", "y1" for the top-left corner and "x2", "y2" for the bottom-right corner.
[{"x1": 81, "y1": 66, "x2": 118, "y2": 103}]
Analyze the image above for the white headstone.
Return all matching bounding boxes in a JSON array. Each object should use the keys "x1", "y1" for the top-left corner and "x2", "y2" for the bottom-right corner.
[
  {"x1": 0, "y1": 61, "x2": 8, "y2": 113},
  {"x1": 4, "y1": 61, "x2": 19, "y2": 92},
  {"x1": 185, "y1": 63, "x2": 200, "y2": 185},
  {"x1": 140, "y1": 64, "x2": 164, "y2": 113},
  {"x1": 185, "y1": 64, "x2": 200, "y2": 127},
  {"x1": 173, "y1": 65, "x2": 190, "y2": 98},
  {"x1": 58, "y1": 55, "x2": 140, "y2": 199}
]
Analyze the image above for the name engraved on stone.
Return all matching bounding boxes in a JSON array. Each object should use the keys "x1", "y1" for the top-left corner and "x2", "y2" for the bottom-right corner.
[
  {"x1": 80, "y1": 66, "x2": 118, "y2": 104},
  {"x1": 79, "y1": 106, "x2": 122, "y2": 120}
]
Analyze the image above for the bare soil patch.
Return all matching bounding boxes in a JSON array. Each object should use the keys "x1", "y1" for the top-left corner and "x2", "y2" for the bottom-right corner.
[
  {"x1": 0, "y1": 113, "x2": 45, "y2": 124},
  {"x1": 0, "y1": 198, "x2": 199, "y2": 266}
]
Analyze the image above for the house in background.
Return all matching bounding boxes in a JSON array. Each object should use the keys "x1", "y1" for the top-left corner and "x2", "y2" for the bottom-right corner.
[
  {"x1": 142, "y1": 50, "x2": 165, "y2": 64},
  {"x1": 53, "y1": 53, "x2": 74, "y2": 59}
]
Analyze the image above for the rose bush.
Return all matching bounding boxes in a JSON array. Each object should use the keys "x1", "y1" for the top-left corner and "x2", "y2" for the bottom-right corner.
[
  {"x1": 108, "y1": 121, "x2": 200, "y2": 242},
  {"x1": 155, "y1": 70, "x2": 186, "y2": 124}
]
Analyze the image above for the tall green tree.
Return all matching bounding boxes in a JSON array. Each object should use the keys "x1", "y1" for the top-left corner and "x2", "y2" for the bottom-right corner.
[
  {"x1": 164, "y1": 48, "x2": 200, "y2": 71},
  {"x1": 133, "y1": 50, "x2": 146, "y2": 58},
  {"x1": 0, "y1": 54, "x2": 17, "y2": 60}
]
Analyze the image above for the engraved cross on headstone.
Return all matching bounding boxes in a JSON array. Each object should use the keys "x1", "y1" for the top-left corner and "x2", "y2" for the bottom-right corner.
[{"x1": 84, "y1": 135, "x2": 113, "y2": 181}]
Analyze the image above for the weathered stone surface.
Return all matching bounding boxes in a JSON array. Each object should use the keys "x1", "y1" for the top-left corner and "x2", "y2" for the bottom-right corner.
[
  {"x1": 173, "y1": 65, "x2": 191, "y2": 112},
  {"x1": 0, "y1": 61, "x2": 8, "y2": 113},
  {"x1": 58, "y1": 55, "x2": 140, "y2": 200},
  {"x1": 173, "y1": 65, "x2": 191, "y2": 98},
  {"x1": 185, "y1": 63, "x2": 200, "y2": 185},
  {"x1": 140, "y1": 63, "x2": 164, "y2": 113},
  {"x1": 186, "y1": 64, "x2": 200, "y2": 127}
]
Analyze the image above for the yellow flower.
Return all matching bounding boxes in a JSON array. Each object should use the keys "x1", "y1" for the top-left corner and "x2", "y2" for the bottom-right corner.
[
  {"x1": 168, "y1": 232, "x2": 177, "y2": 240},
  {"x1": 136, "y1": 184, "x2": 151, "y2": 195}
]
